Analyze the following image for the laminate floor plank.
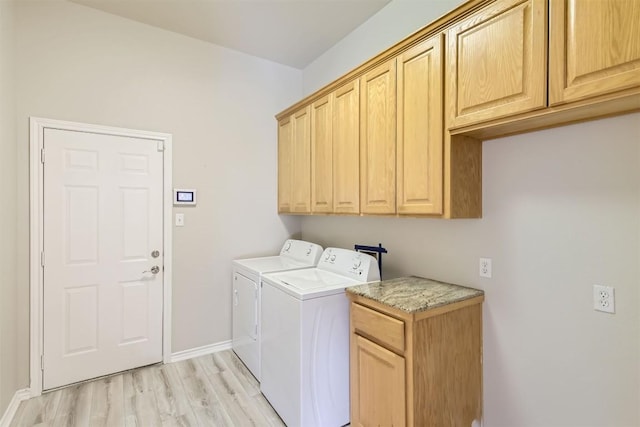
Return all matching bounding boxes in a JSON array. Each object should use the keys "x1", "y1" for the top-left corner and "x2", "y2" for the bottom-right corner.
[
  {"x1": 151, "y1": 364, "x2": 198, "y2": 425},
  {"x1": 9, "y1": 388, "x2": 61, "y2": 427},
  {"x1": 194, "y1": 353, "x2": 226, "y2": 377},
  {"x1": 174, "y1": 359, "x2": 233, "y2": 426},
  {"x1": 52, "y1": 382, "x2": 94, "y2": 427},
  {"x1": 207, "y1": 371, "x2": 263, "y2": 426},
  {"x1": 215, "y1": 351, "x2": 260, "y2": 397},
  {"x1": 9, "y1": 350, "x2": 286, "y2": 427},
  {"x1": 88, "y1": 374, "x2": 125, "y2": 427}
]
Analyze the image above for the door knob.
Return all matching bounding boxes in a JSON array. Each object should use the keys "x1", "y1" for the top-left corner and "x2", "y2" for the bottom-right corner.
[{"x1": 143, "y1": 266, "x2": 160, "y2": 275}]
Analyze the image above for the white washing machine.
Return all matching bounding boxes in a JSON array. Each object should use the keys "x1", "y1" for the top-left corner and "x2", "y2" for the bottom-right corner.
[
  {"x1": 232, "y1": 239, "x2": 323, "y2": 381},
  {"x1": 260, "y1": 247, "x2": 380, "y2": 427}
]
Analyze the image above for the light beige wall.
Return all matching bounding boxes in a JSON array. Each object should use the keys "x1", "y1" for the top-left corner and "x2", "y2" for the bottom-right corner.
[
  {"x1": 301, "y1": 1, "x2": 640, "y2": 424},
  {"x1": 0, "y1": 0, "x2": 18, "y2": 415},
  {"x1": 13, "y1": 0, "x2": 303, "y2": 389}
]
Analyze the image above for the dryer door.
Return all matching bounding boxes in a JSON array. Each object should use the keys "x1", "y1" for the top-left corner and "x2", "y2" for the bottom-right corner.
[{"x1": 232, "y1": 271, "x2": 259, "y2": 379}]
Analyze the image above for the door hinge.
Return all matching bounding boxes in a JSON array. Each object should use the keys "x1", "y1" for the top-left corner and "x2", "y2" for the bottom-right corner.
[
  {"x1": 40, "y1": 148, "x2": 45, "y2": 163},
  {"x1": 157, "y1": 140, "x2": 165, "y2": 152},
  {"x1": 41, "y1": 355, "x2": 44, "y2": 371},
  {"x1": 40, "y1": 251, "x2": 45, "y2": 267}
]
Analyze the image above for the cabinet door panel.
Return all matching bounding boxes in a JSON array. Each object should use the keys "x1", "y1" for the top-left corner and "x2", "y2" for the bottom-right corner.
[
  {"x1": 333, "y1": 80, "x2": 360, "y2": 214},
  {"x1": 447, "y1": 0, "x2": 547, "y2": 128},
  {"x1": 352, "y1": 335, "x2": 405, "y2": 427},
  {"x1": 397, "y1": 35, "x2": 444, "y2": 215},
  {"x1": 549, "y1": 0, "x2": 640, "y2": 104},
  {"x1": 291, "y1": 106, "x2": 311, "y2": 213},
  {"x1": 361, "y1": 60, "x2": 397, "y2": 214},
  {"x1": 277, "y1": 118, "x2": 292, "y2": 213},
  {"x1": 311, "y1": 96, "x2": 333, "y2": 213}
]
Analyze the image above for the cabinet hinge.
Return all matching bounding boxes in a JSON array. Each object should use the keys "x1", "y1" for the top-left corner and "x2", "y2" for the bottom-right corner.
[
  {"x1": 40, "y1": 148, "x2": 45, "y2": 164},
  {"x1": 157, "y1": 140, "x2": 165, "y2": 152},
  {"x1": 40, "y1": 251, "x2": 45, "y2": 267}
]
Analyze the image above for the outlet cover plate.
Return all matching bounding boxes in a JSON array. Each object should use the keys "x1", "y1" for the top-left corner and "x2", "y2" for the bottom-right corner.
[
  {"x1": 479, "y1": 258, "x2": 492, "y2": 278},
  {"x1": 593, "y1": 284, "x2": 615, "y2": 314}
]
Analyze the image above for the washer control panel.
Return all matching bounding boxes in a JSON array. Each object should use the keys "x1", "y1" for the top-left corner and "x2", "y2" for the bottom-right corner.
[
  {"x1": 318, "y1": 248, "x2": 380, "y2": 282},
  {"x1": 280, "y1": 239, "x2": 323, "y2": 265}
]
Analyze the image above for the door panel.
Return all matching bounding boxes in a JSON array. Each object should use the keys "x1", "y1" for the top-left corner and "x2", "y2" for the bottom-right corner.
[
  {"x1": 43, "y1": 128, "x2": 163, "y2": 390},
  {"x1": 232, "y1": 272, "x2": 260, "y2": 379},
  {"x1": 352, "y1": 335, "x2": 406, "y2": 427},
  {"x1": 360, "y1": 60, "x2": 397, "y2": 214},
  {"x1": 311, "y1": 95, "x2": 333, "y2": 213},
  {"x1": 447, "y1": 0, "x2": 547, "y2": 127},
  {"x1": 333, "y1": 79, "x2": 360, "y2": 214},
  {"x1": 397, "y1": 35, "x2": 444, "y2": 215},
  {"x1": 549, "y1": 0, "x2": 640, "y2": 104}
]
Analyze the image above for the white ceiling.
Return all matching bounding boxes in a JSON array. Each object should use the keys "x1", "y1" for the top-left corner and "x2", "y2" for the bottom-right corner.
[{"x1": 69, "y1": 0, "x2": 391, "y2": 69}]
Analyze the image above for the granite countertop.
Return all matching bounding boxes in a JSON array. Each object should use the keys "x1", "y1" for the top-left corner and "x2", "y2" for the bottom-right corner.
[{"x1": 346, "y1": 276, "x2": 484, "y2": 314}]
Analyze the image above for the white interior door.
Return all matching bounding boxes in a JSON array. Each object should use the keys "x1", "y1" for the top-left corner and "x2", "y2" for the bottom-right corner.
[{"x1": 43, "y1": 128, "x2": 164, "y2": 390}]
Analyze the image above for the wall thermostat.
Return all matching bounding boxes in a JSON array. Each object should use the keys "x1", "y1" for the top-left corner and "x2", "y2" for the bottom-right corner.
[{"x1": 174, "y1": 189, "x2": 197, "y2": 206}]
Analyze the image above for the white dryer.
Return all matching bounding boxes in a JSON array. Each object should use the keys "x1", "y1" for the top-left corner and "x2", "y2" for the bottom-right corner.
[
  {"x1": 232, "y1": 239, "x2": 323, "y2": 381},
  {"x1": 261, "y1": 247, "x2": 380, "y2": 427}
]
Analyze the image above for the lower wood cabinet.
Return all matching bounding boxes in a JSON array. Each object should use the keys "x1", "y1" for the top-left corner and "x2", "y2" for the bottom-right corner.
[
  {"x1": 352, "y1": 335, "x2": 406, "y2": 426},
  {"x1": 349, "y1": 294, "x2": 484, "y2": 426}
]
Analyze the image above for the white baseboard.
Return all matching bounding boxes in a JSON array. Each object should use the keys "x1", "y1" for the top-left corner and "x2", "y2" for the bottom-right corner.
[
  {"x1": 170, "y1": 340, "x2": 232, "y2": 363},
  {"x1": 0, "y1": 389, "x2": 31, "y2": 427}
]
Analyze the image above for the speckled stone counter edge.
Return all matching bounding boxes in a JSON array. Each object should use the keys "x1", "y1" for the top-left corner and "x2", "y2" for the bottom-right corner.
[{"x1": 346, "y1": 275, "x2": 484, "y2": 314}]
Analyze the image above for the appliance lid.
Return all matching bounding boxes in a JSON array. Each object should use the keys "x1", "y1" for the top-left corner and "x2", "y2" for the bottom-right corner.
[{"x1": 233, "y1": 255, "x2": 309, "y2": 274}]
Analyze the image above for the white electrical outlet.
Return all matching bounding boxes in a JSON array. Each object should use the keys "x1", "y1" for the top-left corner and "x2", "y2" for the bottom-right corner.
[
  {"x1": 479, "y1": 258, "x2": 492, "y2": 278},
  {"x1": 593, "y1": 285, "x2": 615, "y2": 313}
]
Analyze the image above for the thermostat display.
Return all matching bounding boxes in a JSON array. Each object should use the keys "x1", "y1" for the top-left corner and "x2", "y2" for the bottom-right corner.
[{"x1": 174, "y1": 189, "x2": 197, "y2": 206}]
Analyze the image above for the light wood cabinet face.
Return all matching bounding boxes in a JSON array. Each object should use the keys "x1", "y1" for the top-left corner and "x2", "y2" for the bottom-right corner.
[
  {"x1": 549, "y1": 0, "x2": 640, "y2": 105},
  {"x1": 447, "y1": 0, "x2": 547, "y2": 128},
  {"x1": 291, "y1": 106, "x2": 311, "y2": 213},
  {"x1": 311, "y1": 96, "x2": 333, "y2": 213},
  {"x1": 333, "y1": 80, "x2": 360, "y2": 214},
  {"x1": 360, "y1": 60, "x2": 397, "y2": 214},
  {"x1": 277, "y1": 118, "x2": 292, "y2": 213},
  {"x1": 397, "y1": 35, "x2": 444, "y2": 215},
  {"x1": 352, "y1": 335, "x2": 406, "y2": 427}
]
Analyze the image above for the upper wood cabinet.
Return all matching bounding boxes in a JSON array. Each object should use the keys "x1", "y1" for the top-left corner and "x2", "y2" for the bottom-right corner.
[
  {"x1": 278, "y1": 107, "x2": 311, "y2": 214},
  {"x1": 360, "y1": 60, "x2": 397, "y2": 214},
  {"x1": 549, "y1": 0, "x2": 640, "y2": 105},
  {"x1": 333, "y1": 80, "x2": 361, "y2": 214},
  {"x1": 277, "y1": 117, "x2": 293, "y2": 213},
  {"x1": 397, "y1": 35, "x2": 444, "y2": 215},
  {"x1": 276, "y1": 0, "x2": 639, "y2": 218},
  {"x1": 311, "y1": 95, "x2": 333, "y2": 213},
  {"x1": 291, "y1": 107, "x2": 311, "y2": 213},
  {"x1": 447, "y1": 0, "x2": 547, "y2": 128}
]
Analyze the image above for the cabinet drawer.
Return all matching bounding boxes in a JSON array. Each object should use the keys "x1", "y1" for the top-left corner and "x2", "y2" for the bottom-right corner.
[{"x1": 352, "y1": 303, "x2": 405, "y2": 354}]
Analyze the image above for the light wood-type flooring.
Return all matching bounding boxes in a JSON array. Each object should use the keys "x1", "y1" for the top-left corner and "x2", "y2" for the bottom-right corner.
[{"x1": 10, "y1": 350, "x2": 285, "y2": 427}]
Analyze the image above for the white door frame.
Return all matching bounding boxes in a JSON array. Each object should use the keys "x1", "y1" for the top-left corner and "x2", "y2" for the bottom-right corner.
[{"x1": 29, "y1": 117, "x2": 173, "y2": 396}]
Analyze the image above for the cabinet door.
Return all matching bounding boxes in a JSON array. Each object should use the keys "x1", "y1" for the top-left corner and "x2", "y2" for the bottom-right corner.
[
  {"x1": 277, "y1": 117, "x2": 293, "y2": 213},
  {"x1": 291, "y1": 106, "x2": 311, "y2": 213},
  {"x1": 360, "y1": 60, "x2": 397, "y2": 214},
  {"x1": 351, "y1": 335, "x2": 405, "y2": 427},
  {"x1": 447, "y1": 0, "x2": 547, "y2": 128},
  {"x1": 549, "y1": 0, "x2": 640, "y2": 105},
  {"x1": 333, "y1": 80, "x2": 360, "y2": 214},
  {"x1": 397, "y1": 35, "x2": 444, "y2": 215},
  {"x1": 311, "y1": 96, "x2": 333, "y2": 213}
]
